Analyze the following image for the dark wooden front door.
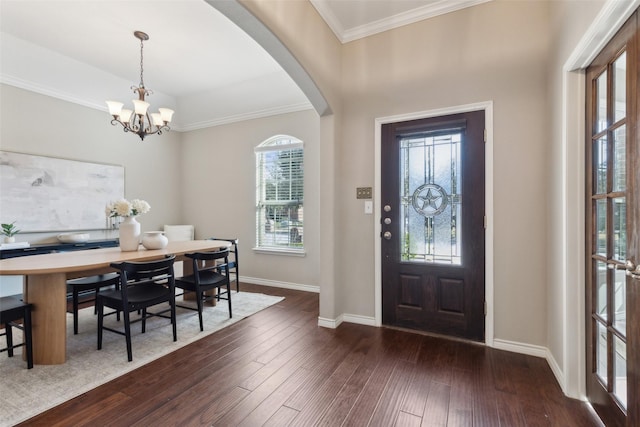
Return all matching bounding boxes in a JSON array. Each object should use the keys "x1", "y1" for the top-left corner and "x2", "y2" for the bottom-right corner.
[
  {"x1": 381, "y1": 110, "x2": 485, "y2": 341},
  {"x1": 585, "y1": 9, "x2": 639, "y2": 426}
]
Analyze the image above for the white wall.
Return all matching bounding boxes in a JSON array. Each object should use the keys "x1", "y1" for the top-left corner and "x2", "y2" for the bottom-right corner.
[
  {"x1": 179, "y1": 109, "x2": 321, "y2": 290},
  {"x1": 337, "y1": 2, "x2": 552, "y2": 345},
  {"x1": 0, "y1": 84, "x2": 184, "y2": 239}
]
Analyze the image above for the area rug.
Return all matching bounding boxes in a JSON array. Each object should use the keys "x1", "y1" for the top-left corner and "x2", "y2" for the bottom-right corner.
[{"x1": 0, "y1": 291, "x2": 284, "y2": 426}]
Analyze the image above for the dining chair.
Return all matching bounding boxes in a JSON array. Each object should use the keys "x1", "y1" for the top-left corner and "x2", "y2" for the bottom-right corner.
[
  {"x1": 208, "y1": 237, "x2": 239, "y2": 292},
  {"x1": 164, "y1": 224, "x2": 194, "y2": 278},
  {"x1": 97, "y1": 255, "x2": 177, "y2": 362},
  {"x1": 66, "y1": 273, "x2": 120, "y2": 334},
  {"x1": 175, "y1": 249, "x2": 232, "y2": 331},
  {"x1": 0, "y1": 295, "x2": 33, "y2": 369}
]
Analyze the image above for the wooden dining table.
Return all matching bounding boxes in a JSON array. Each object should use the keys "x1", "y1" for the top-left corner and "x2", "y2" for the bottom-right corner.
[{"x1": 0, "y1": 239, "x2": 230, "y2": 365}]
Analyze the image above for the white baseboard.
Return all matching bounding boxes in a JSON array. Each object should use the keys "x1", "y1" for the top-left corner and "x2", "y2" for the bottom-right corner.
[
  {"x1": 318, "y1": 314, "x2": 342, "y2": 328},
  {"x1": 318, "y1": 313, "x2": 375, "y2": 328},
  {"x1": 545, "y1": 348, "x2": 570, "y2": 397},
  {"x1": 342, "y1": 313, "x2": 376, "y2": 327},
  {"x1": 492, "y1": 338, "x2": 548, "y2": 358},
  {"x1": 240, "y1": 276, "x2": 319, "y2": 293},
  {"x1": 493, "y1": 338, "x2": 572, "y2": 398}
]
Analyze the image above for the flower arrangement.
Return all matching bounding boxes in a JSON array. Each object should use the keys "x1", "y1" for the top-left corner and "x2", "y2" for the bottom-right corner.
[{"x1": 105, "y1": 198, "x2": 151, "y2": 218}]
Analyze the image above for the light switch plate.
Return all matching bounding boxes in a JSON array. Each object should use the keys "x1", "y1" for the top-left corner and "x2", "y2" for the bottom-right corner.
[
  {"x1": 364, "y1": 200, "x2": 373, "y2": 214},
  {"x1": 357, "y1": 187, "x2": 372, "y2": 199}
]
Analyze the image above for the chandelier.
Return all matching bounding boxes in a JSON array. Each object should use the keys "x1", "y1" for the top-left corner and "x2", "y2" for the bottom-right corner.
[{"x1": 106, "y1": 31, "x2": 174, "y2": 141}]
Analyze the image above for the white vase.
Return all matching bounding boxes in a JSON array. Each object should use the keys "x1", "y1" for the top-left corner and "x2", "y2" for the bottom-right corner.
[
  {"x1": 3, "y1": 236, "x2": 15, "y2": 243},
  {"x1": 141, "y1": 231, "x2": 168, "y2": 250},
  {"x1": 118, "y1": 216, "x2": 141, "y2": 251}
]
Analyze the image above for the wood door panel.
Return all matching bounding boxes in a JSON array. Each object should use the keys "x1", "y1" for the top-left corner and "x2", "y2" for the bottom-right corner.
[
  {"x1": 398, "y1": 273, "x2": 423, "y2": 308},
  {"x1": 382, "y1": 110, "x2": 485, "y2": 342},
  {"x1": 438, "y1": 278, "x2": 465, "y2": 314}
]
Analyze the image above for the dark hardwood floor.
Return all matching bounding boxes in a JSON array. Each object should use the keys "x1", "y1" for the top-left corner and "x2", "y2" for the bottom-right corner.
[{"x1": 20, "y1": 284, "x2": 603, "y2": 426}]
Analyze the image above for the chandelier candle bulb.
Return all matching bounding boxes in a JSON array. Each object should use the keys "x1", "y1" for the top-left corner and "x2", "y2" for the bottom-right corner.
[
  {"x1": 120, "y1": 109, "x2": 133, "y2": 123},
  {"x1": 159, "y1": 108, "x2": 174, "y2": 123},
  {"x1": 106, "y1": 101, "x2": 123, "y2": 116},
  {"x1": 133, "y1": 100, "x2": 149, "y2": 116},
  {"x1": 151, "y1": 113, "x2": 163, "y2": 126}
]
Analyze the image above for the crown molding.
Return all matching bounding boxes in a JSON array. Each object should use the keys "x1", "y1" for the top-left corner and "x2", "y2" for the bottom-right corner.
[
  {"x1": 1, "y1": 76, "x2": 313, "y2": 132},
  {"x1": 176, "y1": 102, "x2": 314, "y2": 132},
  {"x1": 1, "y1": 74, "x2": 108, "y2": 113},
  {"x1": 309, "y1": 0, "x2": 346, "y2": 43},
  {"x1": 311, "y1": 0, "x2": 492, "y2": 44}
]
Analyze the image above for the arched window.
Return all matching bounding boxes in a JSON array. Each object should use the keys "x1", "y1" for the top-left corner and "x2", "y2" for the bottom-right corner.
[{"x1": 255, "y1": 135, "x2": 304, "y2": 251}]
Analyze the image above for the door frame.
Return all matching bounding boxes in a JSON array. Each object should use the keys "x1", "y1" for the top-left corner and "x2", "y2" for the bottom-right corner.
[
  {"x1": 374, "y1": 100, "x2": 495, "y2": 347},
  {"x1": 562, "y1": 0, "x2": 639, "y2": 400}
]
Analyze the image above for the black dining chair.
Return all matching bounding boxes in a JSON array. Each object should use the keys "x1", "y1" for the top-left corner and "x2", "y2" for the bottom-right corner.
[
  {"x1": 175, "y1": 249, "x2": 232, "y2": 332},
  {"x1": 0, "y1": 295, "x2": 33, "y2": 369},
  {"x1": 97, "y1": 255, "x2": 177, "y2": 362},
  {"x1": 208, "y1": 237, "x2": 239, "y2": 292},
  {"x1": 66, "y1": 272, "x2": 120, "y2": 334}
]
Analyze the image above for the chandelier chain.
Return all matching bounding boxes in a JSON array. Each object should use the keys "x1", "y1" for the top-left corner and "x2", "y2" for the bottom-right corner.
[{"x1": 139, "y1": 37, "x2": 145, "y2": 88}]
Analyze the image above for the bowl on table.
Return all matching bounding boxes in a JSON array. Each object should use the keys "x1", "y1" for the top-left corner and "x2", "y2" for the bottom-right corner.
[{"x1": 57, "y1": 233, "x2": 90, "y2": 243}]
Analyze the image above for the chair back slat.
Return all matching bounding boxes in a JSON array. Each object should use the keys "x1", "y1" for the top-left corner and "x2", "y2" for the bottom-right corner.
[{"x1": 110, "y1": 255, "x2": 176, "y2": 305}]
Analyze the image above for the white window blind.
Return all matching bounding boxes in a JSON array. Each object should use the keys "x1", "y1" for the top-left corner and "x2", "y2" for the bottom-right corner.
[{"x1": 255, "y1": 135, "x2": 304, "y2": 251}]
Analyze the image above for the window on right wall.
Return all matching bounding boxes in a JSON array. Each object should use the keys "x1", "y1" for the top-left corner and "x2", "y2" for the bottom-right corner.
[{"x1": 255, "y1": 135, "x2": 304, "y2": 252}]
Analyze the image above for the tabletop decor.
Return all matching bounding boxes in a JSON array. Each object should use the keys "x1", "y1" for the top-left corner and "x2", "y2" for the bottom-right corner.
[
  {"x1": 142, "y1": 231, "x2": 168, "y2": 249},
  {"x1": 57, "y1": 232, "x2": 90, "y2": 243},
  {"x1": 1, "y1": 221, "x2": 20, "y2": 243},
  {"x1": 106, "y1": 199, "x2": 150, "y2": 251}
]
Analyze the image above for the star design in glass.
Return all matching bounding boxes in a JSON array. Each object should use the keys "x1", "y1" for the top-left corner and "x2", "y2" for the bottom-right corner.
[{"x1": 417, "y1": 188, "x2": 442, "y2": 211}]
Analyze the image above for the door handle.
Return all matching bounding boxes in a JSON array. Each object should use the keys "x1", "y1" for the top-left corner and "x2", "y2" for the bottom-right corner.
[
  {"x1": 614, "y1": 260, "x2": 636, "y2": 271},
  {"x1": 383, "y1": 231, "x2": 392, "y2": 240},
  {"x1": 620, "y1": 260, "x2": 640, "y2": 280}
]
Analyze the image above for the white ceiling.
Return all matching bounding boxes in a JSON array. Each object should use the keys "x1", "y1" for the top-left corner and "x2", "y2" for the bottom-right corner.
[{"x1": 0, "y1": 0, "x2": 487, "y2": 133}]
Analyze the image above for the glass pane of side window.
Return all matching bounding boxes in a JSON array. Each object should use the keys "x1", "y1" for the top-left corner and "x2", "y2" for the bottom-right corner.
[
  {"x1": 613, "y1": 336, "x2": 627, "y2": 409},
  {"x1": 612, "y1": 197, "x2": 626, "y2": 261},
  {"x1": 613, "y1": 268, "x2": 626, "y2": 333},
  {"x1": 613, "y1": 52, "x2": 626, "y2": 123},
  {"x1": 596, "y1": 260, "x2": 608, "y2": 319},
  {"x1": 596, "y1": 320, "x2": 608, "y2": 385},
  {"x1": 594, "y1": 137, "x2": 607, "y2": 194},
  {"x1": 613, "y1": 126, "x2": 626, "y2": 192},
  {"x1": 596, "y1": 199, "x2": 607, "y2": 256},
  {"x1": 597, "y1": 71, "x2": 608, "y2": 132}
]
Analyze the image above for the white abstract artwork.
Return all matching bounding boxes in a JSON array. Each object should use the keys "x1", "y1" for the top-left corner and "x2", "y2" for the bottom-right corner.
[{"x1": 0, "y1": 151, "x2": 124, "y2": 232}]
